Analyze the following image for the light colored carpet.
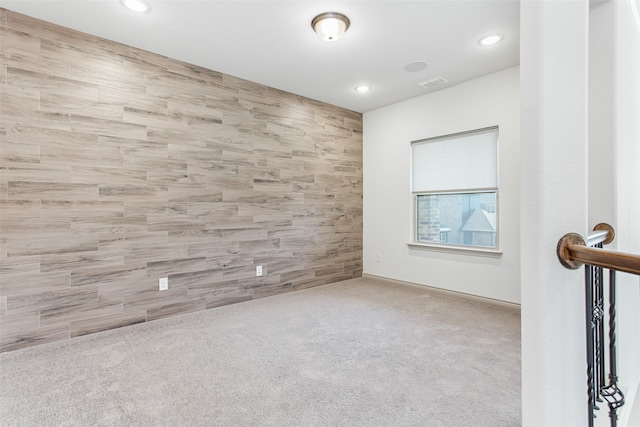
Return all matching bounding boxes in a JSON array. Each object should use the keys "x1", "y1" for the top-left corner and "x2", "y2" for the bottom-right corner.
[{"x1": 0, "y1": 276, "x2": 521, "y2": 426}]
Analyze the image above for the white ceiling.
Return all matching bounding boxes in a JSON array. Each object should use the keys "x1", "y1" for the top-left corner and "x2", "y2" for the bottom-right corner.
[{"x1": 1, "y1": 0, "x2": 521, "y2": 113}]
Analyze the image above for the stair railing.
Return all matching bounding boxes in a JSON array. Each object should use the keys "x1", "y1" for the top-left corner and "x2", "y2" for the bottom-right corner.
[{"x1": 557, "y1": 223, "x2": 640, "y2": 427}]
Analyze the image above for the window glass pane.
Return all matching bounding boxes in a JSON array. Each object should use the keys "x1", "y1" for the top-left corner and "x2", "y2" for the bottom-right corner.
[
  {"x1": 416, "y1": 192, "x2": 497, "y2": 248},
  {"x1": 411, "y1": 127, "x2": 498, "y2": 193}
]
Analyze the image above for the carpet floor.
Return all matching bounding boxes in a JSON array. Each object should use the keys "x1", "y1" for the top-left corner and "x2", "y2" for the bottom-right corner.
[{"x1": 0, "y1": 276, "x2": 521, "y2": 426}]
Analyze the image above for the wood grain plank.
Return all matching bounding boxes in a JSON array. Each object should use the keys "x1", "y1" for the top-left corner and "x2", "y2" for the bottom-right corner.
[
  {"x1": 168, "y1": 188, "x2": 223, "y2": 203},
  {"x1": 0, "y1": 141, "x2": 40, "y2": 164},
  {"x1": 0, "y1": 269, "x2": 70, "y2": 298},
  {"x1": 70, "y1": 263, "x2": 147, "y2": 288},
  {"x1": 168, "y1": 269, "x2": 225, "y2": 290},
  {"x1": 253, "y1": 282, "x2": 292, "y2": 299},
  {"x1": 123, "y1": 287, "x2": 187, "y2": 311},
  {"x1": 99, "y1": 184, "x2": 167, "y2": 201},
  {"x1": 292, "y1": 278, "x2": 326, "y2": 291},
  {"x1": 40, "y1": 249, "x2": 124, "y2": 273},
  {"x1": 40, "y1": 298, "x2": 123, "y2": 327},
  {"x1": 146, "y1": 298, "x2": 205, "y2": 322},
  {"x1": 0, "y1": 9, "x2": 362, "y2": 352},
  {"x1": 205, "y1": 290, "x2": 252, "y2": 309},
  {"x1": 0, "y1": 162, "x2": 71, "y2": 183},
  {"x1": 6, "y1": 286, "x2": 98, "y2": 315},
  {"x1": 7, "y1": 66, "x2": 99, "y2": 99},
  {"x1": 7, "y1": 234, "x2": 99, "y2": 257},
  {"x1": 167, "y1": 229, "x2": 222, "y2": 245},
  {"x1": 41, "y1": 200, "x2": 124, "y2": 218},
  {"x1": 7, "y1": 181, "x2": 98, "y2": 200},
  {"x1": 124, "y1": 243, "x2": 189, "y2": 264},
  {"x1": 5, "y1": 125, "x2": 95, "y2": 148},
  {"x1": 69, "y1": 114, "x2": 147, "y2": 140},
  {"x1": 187, "y1": 241, "x2": 240, "y2": 258},
  {"x1": 71, "y1": 166, "x2": 146, "y2": 185},
  {"x1": 0, "y1": 312, "x2": 40, "y2": 335},
  {"x1": 146, "y1": 257, "x2": 207, "y2": 278},
  {"x1": 0, "y1": 218, "x2": 70, "y2": 238},
  {"x1": 40, "y1": 91, "x2": 124, "y2": 121},
  {"x1": 0, "y1": 27, "x2": 40, "y2": 56},
  {"x1": 98, "y1": 232, "x2": 168, "y2": 252},
  {"x1": 0, "y1": 324, "x2": 69, "y2": 353},
  {"x1": 70, "y1": 309, "x2": 146, "y2": 338},
  {"x1": 70, "y1": 215, "x2": 147, "y2": 234}
]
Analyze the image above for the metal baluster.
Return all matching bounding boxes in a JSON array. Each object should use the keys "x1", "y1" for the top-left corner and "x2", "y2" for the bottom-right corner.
[
  {"x1": 556, "y1": 224, "x2": 631, "y2": 427},
  {"x1": 594, "y1": 261, "x2": 605, "y2": 405},
  {"x1": 608, "y1": 270, "x2": 617, "y2": 380},
  {"x1": 585, "y1": 265, "x2": 596, "y2": 427},
  {"x1": 601, "y1": 269, "x2": 625, "y2": 427}
]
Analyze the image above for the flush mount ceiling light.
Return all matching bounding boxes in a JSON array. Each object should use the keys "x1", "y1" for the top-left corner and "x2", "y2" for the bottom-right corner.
[
  {"x1": 478, "y1": 33, "x2": 504, "y2": 46},
  {"x1": 355, "y1": 85, "x2": 371, "y2": 93},
  {"x1": 311, "y1": 12, "x2": 350, "y2": 42},
  {"x1": 120, "y1": 0, "x2": 151, "y2": 13}
]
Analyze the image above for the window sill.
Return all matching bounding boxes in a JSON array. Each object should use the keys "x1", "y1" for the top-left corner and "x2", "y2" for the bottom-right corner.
[{"x1": 407, "y1": 242, "x2": 503, "y2": 258}]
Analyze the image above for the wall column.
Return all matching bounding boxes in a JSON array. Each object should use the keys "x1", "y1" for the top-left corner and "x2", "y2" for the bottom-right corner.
[
  {"x1": 520, "y1": 1, "x2": 590, "y2": 425},
  {"x1": 612, "y1": 1, "x2": 640, "y2": 423}
]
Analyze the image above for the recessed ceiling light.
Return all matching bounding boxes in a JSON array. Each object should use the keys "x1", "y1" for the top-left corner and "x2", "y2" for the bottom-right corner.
[
  {"x1": 478, "y1": 34, "x2": 504, "y2": 46},
  {"x1": 120, "y1": 0, "x2": 151, "y2": 13},
  {"x1": 355, "y1": 85, "x2": 371, "y2": 93}
]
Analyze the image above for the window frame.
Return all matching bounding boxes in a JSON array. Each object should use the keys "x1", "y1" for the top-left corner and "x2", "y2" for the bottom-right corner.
[{"x1": 408, "y1": 127, "x2": 502, "y2": 256}]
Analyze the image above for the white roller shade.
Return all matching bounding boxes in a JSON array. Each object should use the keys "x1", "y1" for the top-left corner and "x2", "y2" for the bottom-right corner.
[{"x1": 411, "y1": 127, "x2": 498, "y2": 193}]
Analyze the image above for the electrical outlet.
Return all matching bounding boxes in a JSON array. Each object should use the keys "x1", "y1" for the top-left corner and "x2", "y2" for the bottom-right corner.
[
  {"x1": 376, "y1": 253, "x2": 382, "y2": 263},
  {"x1": 159, "y1": 277, "x2": 168, "y2": 291},
  {"x1": 256, "y1": 265, "x2": 262, "y2": 277}
]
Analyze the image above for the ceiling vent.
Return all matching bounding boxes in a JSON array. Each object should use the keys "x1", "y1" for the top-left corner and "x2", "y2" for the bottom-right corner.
[{"x1": 418, "y1": 77, "x2": 448, "y2": 89}]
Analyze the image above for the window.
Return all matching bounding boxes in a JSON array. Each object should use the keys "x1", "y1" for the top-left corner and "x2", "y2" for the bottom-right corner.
[{"x1": 411, "y1": 126, "x2": 499, "y2": 251}]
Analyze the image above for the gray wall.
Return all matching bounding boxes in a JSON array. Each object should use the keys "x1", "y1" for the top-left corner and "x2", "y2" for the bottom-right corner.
[{"x1": 0, "y1": 10, "x2": 363, "y2": 352}]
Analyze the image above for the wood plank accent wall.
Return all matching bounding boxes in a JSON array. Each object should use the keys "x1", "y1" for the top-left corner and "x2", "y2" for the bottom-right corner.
[{"x1": 0, "y1": 10, "x2": 363, "y2": 352}]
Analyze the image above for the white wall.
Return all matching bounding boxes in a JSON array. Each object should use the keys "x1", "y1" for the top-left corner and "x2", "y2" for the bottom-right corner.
[
  {"x1": 589, "y1": 2, "x2": 640, "y2": 424},
  {"x1": 610, "y1": 1, "x2": 640, "y2": 423},
  {"x1": 520, "y1": 1, "x2": 590, "y2": 425},
  {"x1": 589, "y1": 2, "x2": 616, "y2": 225},
  {"x1": 362, "y1": 66, "x2": 521, "y2": 304}
]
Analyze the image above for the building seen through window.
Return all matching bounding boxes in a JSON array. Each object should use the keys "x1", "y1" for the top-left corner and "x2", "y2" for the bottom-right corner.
[{"x1": 416, "y1": 192, "x2": 496, "y2": 247}]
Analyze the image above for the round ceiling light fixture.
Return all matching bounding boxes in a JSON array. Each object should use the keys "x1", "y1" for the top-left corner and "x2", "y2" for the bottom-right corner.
[
  {"x1": 120, "y1": 0, "x2": 151, "y2": 13},
  {"x1": 478, "y1": 33, "x2": 504, "y2": 46},
  {"x1": 311, "y1": 12, "x2": 350, "y2": 42},
  {"x1": 355, "y1": 85, "x2": 371, "y2": 93}
]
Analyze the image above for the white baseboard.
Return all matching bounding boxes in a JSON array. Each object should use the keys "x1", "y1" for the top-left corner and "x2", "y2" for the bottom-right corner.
[{"x1": 361, "y1": 273, "x2": 521, "y2": 310}]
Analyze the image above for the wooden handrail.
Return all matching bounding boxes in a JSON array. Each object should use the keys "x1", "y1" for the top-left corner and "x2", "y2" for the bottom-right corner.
[
  {"x1": 557, "y1": 223, "x2": 640, "y2": 276},
  {"x1": 563, "y1": 245, "x2": 640, "y2": 276}
]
